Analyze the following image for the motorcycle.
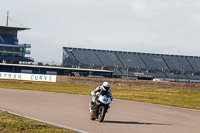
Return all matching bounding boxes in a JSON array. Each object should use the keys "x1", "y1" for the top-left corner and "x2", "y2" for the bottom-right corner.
[{"x1": 89, "y1": 90, "x2": 112, "y2": 122}]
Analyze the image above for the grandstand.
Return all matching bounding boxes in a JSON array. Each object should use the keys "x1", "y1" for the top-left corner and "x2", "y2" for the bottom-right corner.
[
  {"x1": 0, "y1": 26, "x2": 33, "y2": 63},
  {"x1": 62, "y1": 47, "x2": 200, "y2": 81}
]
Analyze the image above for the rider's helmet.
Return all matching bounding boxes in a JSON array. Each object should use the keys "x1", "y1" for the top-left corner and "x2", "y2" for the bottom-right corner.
[{"x1": 102, "y1": 82, "x2": 110, "y2": 91}]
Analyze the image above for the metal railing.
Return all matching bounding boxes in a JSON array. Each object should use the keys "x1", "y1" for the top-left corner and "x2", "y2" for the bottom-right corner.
[{"x1": 18, "y1": 43, "x2": 31, "y2": 48}]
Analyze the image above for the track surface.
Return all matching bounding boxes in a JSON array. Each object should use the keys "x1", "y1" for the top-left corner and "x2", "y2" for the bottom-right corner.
[{"x1": 0, "y1": 88, "x2": 200, "y2": 133}]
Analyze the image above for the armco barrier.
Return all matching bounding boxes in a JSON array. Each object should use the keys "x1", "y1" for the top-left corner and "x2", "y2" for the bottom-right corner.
[{"x1": 56, "y1": 76, "x2": 200, "y2": 91}]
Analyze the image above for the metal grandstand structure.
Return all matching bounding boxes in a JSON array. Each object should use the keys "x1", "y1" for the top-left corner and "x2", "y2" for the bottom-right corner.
[
  {"x1": 62, "y1": 47, "x2": 200, "y2": 81},
  {"x1": 0, "y1": 12, "x2": 33, "y2": 64}
]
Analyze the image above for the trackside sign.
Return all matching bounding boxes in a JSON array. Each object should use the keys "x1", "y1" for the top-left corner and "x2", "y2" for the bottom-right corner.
[{"x1": 0, "y1": 72, "x2": 56, "y2": 82}]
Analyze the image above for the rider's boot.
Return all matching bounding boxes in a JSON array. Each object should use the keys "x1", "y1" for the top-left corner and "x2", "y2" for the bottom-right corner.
[
  {"x1": 107, "y1": 105, "x2": 110, "y2": 113},
  {"x1": 89, "y1": 102, "x2": 94, "y2": 114}
]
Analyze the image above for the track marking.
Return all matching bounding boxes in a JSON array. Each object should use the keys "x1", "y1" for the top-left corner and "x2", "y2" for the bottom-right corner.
[{"x1": 0, "y1": 109, "x2": 88, "y2": 133}]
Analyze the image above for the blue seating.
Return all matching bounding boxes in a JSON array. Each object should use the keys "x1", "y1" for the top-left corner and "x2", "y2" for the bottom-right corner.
[
  {"x1": 62, "y1": 47, "x2": 200, "y2": 80},
  {"x1": 63, "y1": 48, "x2": 79, "y2": 65},
  {"x1": 163, "y1": 56, "x2": 194, "y2": 72},
  {"x1": 0, "y1": 56, "x2": 32, "y2": 61},
  {"x1": 186, "y1": 73, "x2": 200, "y2": 80},
  {"x1": 72, "y1": 49, "x2": 104, "y2": 66},
  {"x1": 71, "y1": 49, "x2": 91, "y2": 65},
  {"x1": 0, "y1": 34, "x2": 18, "y2": 45},
  {"x1": 187, "y1": 57, "x2": 200, "y2": 72},
  {"x1": 140, "y1": 55, "x2": 169, "y2": 70},
  {"x1": 0, "y1": 38, "x2": 3, "y2": 44},
  {"x1": 116, "y1": 53, "x2": 148, "y2": 69},
  {"x1": 96, "y1": 51, "x2": 123, "y2": 67}
]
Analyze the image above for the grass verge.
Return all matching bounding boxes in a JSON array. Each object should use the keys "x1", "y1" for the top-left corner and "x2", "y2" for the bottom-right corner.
[
  {"x1": 0, "y1": 79, "x2": 199, "y2": 110},
  {"x1": 0, "y1": 110, "x2": 73, "y2": 133}
]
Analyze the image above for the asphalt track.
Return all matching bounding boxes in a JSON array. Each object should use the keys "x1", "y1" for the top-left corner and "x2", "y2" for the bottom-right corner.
[{"x1": 0, "y1": 88, "x2": 200, "y2": 133}]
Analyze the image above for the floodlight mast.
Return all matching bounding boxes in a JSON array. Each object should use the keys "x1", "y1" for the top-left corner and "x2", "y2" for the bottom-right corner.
[{"x1": 6, "y1": 11, "x2": 9, "y2": 27}]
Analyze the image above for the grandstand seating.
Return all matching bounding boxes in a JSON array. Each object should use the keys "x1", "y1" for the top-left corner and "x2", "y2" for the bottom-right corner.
[
  {"x1": 63, "y1": 48, "x2": 79, "y2": 66},
  {"x1": 187, "y1": 57, "x2": 200, "y2": 72},
  {"x1": 83, "y1": 50, "x2": 104, "y2": 66},
  {"x1": 186, "y1": 73, "x2": 200, "y2": 80},
  {"x1": 0, "y1": 34, "x2": 18, "y2": 45},
  {"x1": 96, "y1": 51, "x2": 123, "y2": 67},
  {"x1": 140, "y1": 55, "x2": 169, "y2": 71},
  {"x1": 163, "y1": 56, "x2": 193, "y2": 72},
  {"x1": 0, "y1": 37, "x2": 3, "y2": 44},
  {"x1": 71, "y1": 49, "x2": 91, "y2": 65},
  {"x1": 116, "y1": 53, "x2": 148, "y2": 69},
  {"x1": 62, "y1": 47, "x2": 200, "y2": 80},
  {"x1": 0, "y1": 55, "x2": 33, "y2": 62}
]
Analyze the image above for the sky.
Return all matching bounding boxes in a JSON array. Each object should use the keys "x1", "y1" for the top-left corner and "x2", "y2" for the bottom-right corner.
[{"x1": 1, "y1": 0, "x2": 200, "y2": 64}]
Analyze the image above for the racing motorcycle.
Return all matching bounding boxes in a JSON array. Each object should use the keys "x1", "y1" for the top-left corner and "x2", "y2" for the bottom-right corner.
[{"x1": 89, "y1": 90, "x2": 112, "y2": 122}]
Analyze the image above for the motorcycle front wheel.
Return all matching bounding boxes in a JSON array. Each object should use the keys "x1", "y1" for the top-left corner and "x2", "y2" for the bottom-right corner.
[{"x1": 98, "y1": 105, "x2": 107, "y2": 122}]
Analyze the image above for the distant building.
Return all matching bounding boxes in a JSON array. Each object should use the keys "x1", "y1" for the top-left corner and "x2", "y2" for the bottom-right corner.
[{"x1": 0, "y1": 26, "x2": 34, "y2": 64}]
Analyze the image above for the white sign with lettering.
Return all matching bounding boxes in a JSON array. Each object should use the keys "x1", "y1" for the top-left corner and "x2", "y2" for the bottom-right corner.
[{"x1": 0, "y1": 72, "x2": 56, "y2": 82}]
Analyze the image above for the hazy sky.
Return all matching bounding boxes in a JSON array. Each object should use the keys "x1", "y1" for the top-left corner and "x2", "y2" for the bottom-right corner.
[{"x1": 1, "y1": 0, "x2": 200, "y2": 64}]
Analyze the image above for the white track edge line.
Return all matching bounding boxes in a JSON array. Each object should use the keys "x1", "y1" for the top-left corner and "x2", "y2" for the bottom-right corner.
[{"x1": 0, "y1": 109, "x2": 88, "y2": 133}]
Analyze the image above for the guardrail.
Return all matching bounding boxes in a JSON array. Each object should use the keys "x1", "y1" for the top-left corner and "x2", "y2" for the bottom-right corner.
[{"x1": 18, "y1": 43, "x2": 31, "y2": 48}]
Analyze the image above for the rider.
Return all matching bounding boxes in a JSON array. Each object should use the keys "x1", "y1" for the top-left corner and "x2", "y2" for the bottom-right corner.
[{"x1": 89, "y1": 81, "x2": 113, "y2": 113}]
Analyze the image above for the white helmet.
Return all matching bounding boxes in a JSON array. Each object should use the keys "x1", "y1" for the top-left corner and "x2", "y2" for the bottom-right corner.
[{"x1": 102, "y1": 82, "x2": 110, "y2": 91}]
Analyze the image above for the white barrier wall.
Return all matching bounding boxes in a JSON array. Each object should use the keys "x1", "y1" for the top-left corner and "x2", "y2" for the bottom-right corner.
[{"x1": 0, "y1": 72, "x2": 56, "y2": 82}]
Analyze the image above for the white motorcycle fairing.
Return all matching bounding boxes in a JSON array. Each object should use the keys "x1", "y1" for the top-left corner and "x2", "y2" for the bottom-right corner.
[{"x1": 98, "y1": 95, "x2": 112, "y2": 104}]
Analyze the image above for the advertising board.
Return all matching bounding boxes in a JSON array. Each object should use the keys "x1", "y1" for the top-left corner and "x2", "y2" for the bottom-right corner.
[{"x1": 0, "y1": 72, "x2": 56, "y2": 82}]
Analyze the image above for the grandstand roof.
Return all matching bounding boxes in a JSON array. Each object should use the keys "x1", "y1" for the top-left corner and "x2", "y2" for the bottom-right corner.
[
  {"x1": 0, "y1": 26, "x2": 30, "y2": 31},
  {"x1": 0, "y1": 63, "x2": 113, "y2": 73},
  {"x1": 64, "y1": 47, "x2": 200, "y2": 59}
]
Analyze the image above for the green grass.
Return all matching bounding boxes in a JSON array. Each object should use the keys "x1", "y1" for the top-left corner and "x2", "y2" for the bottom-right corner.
[
  {"x1": 0, "y1": 110, "x2": 73, "y2": 133},
  {"x1": 112, "y1": 87, "x2": 200, "y2": 109},
  {"x1": 0, "y1": 79, "x2": 199, "y2": 110}
]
